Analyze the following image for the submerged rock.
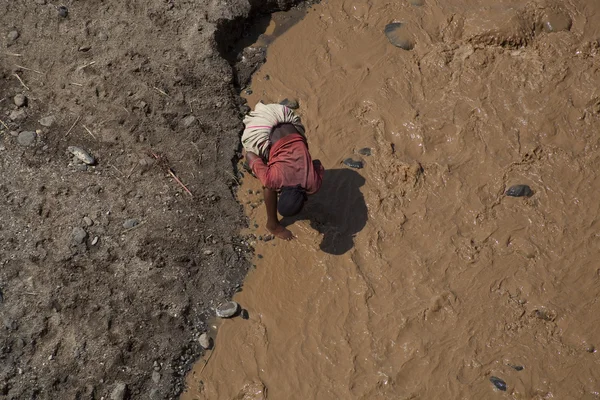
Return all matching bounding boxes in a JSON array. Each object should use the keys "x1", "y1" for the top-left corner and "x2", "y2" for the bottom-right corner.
[
  {"x1": 489, "y1": 376, "x2": 507, "y2": 391},
  {"x1": 357, "y1": 147, "x2": 372, "y2": 156},
  {"x1": 343, "y1": 158, "x2": 364, "y2": 169},
  {"x1": 505, "y1": 184, "x2": 532, "y2": 197},
  {"x1": 279, "y1": 98, "x2": 299, "y2": 109},
  {"x1": 384, "y1": 23, "x2": 414, "y2": 50}
]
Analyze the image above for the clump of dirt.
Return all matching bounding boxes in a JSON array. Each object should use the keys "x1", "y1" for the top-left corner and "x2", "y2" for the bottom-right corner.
[{"x1": 0, "y1": 0, "x2": 309, "y2": 398}]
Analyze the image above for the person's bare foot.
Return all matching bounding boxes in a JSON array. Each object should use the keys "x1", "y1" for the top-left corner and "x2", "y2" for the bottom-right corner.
[{"x1": 266, "y1": 222, "x2": 294, "y2": 240}]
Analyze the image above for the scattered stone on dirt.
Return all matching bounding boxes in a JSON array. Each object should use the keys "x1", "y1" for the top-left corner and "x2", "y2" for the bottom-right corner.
[
  {"x1": 384, "y1": 22, "x2": 414, "y2": 50},
  {"x1": 122, "y1": 218, "x2": 139, "y2": 229},
  {"x1": 510, "y1": 364, "x2": 524, "y2": 371},
  {"x1": 357, "y1": 147, "x2": 372, "y2": 156},
  {"x1": 71, "y1": 227, "x2": 87, "y2": 245},
  {"x1": 91, "y1": 236, "x2": 99, "y2": 246},
  {"x1": 505, "y1": 184, "x2": 533, "y2": 197},
  {"x1": 78, "y1": 45, "x2": 91, "y2": 52},
  {"x1": 39, "y1": 115, "x2": 56, "y2": 127},
  {"x1": 152, "y1": 371, "x2": 161, "y2": 384},
  {"x1": 343, "y1": 158, "x2": 364, "y2": 169},
  {"x1": 203, "y1": 249, "x2": 214, "y2": 255},
  {"x1": 153, "y1": 361, "x2": 161, "y2": 371},
  {"x1": 7, "y1": 30, "x2": 19, "y2": 42},
  {"x1": 245, "y1": 88, "x2": 253, "y2": 95},
  {"x1": 13, "y1": 93, "x2": 27, "y2": 107},
  {"x1": 17, "y1": 131, "x2": 36, "y2": 147},
  {"x1": 182, "y1": 115, "x2": 197, "y2": 128},
  {"x1": 240, "y1": 309, "x2": 250, "y2": 320},
  {"x1": 9, "y1": 109, "x2": 27, "y2": 122},
  {"x1": 199, "y1": 333, "x2": 213, "y2": 350},
  {"x1": 489, "y1": 376, "x2": 507, "y2": 391},
  {"x1": 110, "y1": 382, "x2": 127, "y2": 400},
  {"x1": 83, "y1": 216, "x2": 94, "y2": 227},
  {"x1": 542, "y1": 11, "x2": 572, "y2": 33},
  {"x1": 585, "y1": 344, "x2": 595, "y2": 353},
  {"x1": 58, "y1": 5, "x2": 68, "y2": 18},
  {"x1": 97, "y1": 31, "x2": 108, "y2": 41},
  {"x1": 67, "y1": 146, "x2": 96, "y2": 165},
  {"x1": 279, "y1": 98, "x2": 299, "y2": 109},
  {"x1": 215, "y1": 301, "x2": 240, "y2": 318},
  {"x1": 0, "y1": 144, "x2": 6, "y2": 151}
]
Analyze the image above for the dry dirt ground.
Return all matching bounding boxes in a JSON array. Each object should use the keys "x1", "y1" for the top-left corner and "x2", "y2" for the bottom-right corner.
[{"x1": 0, "y1": 0, "x2": 308, "y2": 398}]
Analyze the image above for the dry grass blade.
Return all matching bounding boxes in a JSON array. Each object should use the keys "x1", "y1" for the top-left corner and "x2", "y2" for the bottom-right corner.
[
  {"x1": 65, "y1": 116, "x2": 81, "y2": 137},
  {"x1": 76, "y1": 61, "x2": 96, "y2": 71},
  {"x1": 82, "y1": 125, "x2": 97, "y2": 140},
  {"x1": 153, "y1": 86, "x2": 170, "y2": 97},
  {"x1": 0, "y1": 119, "x2": 9, "y2": 130},
  {"x1": 13, "y1": 73, "x2": 29, "y2": 90},
  {"x1": 15, "y1": 65, "x2": 43, "y2": 74}
]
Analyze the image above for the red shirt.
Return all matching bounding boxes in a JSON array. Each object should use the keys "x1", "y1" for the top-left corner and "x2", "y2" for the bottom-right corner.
[{"x1": 249, "y1": 134, "x2": 324, "y2": 194}]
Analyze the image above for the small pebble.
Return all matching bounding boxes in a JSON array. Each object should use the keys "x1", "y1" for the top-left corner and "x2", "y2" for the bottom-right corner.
[
  {"x1": 245, "y1": 88, "x2": 253, "y2": 95},
  {"x1": 198, "y1": 333, "x2": 213, "y2": 349},
  {"x1": 489, "y1": 376, "x2": 507, "y2": 391},
  {"x1": 13, "y1": 94, "x2": 27, "y2": 107},
  {"x1": 110, "y1": 382, "x2": 127, "y2": 400},
  {"x1": 510, "y1": 365, "x2": 524, "y2": 371},
  {"x1": 98, "y1": 32, "x2": 108, "y2": 41},
  {"x1": 264, "y1": 74, "x2": 270, "y2": 80},
  {"x1": 263, "y1": 235, "x2": 273, "y2": 242},
  {"x1": 67, "y1": 146, "x2": 95, "y2": 165},
  {"x1": 506, "y1": 184, "x2": 533, "y2": 197},
  {"x1": 357, "y1": 147, "x2": 372, "y2": 156},
  {"x1": 586, "y1": 345, "x2": 595, "y2": 353},
  {"x1": 123, "y1": 219, "x2": 139, "y2": 229},
  {"x1": 153, "y1": 361, "x2": 161, "y2": 371},
  {"x1": 384, "y1": 22, "x2": 414, "y2": 50},
  {"x1": 57, "y1": 6, "x2": 68, "y2": 18},
  {"x1": 9, "y1": 109, "x2": 27, "y2": 122},
  {"x1": 215, "y1": 301, "x2": 239, "y2": 318},
  {"x1": 241, "y1": 309, "x2": 249, "y2": 320},
  {"x1": 257, "y1": 254, "x2": 263, "y2": 259},
  {"x1": 343, "y1": 158, "x2": 364, "y2": 169},
  {"x1": 7, "y1": 30, "x2": 19, "y2": 42},
  {"x1": 203, "y1": 249, "x2": 214, "y2": 255},
  {"x1": 83, "y1": 217, "x2": 94, "y2": 227},
  {"x1": 78, "y1": 45, "x2": 91, "y2": 52},
  {"x1": 182, "y1": 115, "x2": 196, "y2": 128},
  {"x1": 71, "y1": 227, "x2": 87, "y2": 245},
  {"x1": 279, "y1": 98, "x2": 299, "y2": 109},
  {"x1": 91, "y1": 237, "x2": 99, "y2": 246},
  {"x1": 151, "y1": 371, "x2": 160, "y2": 383},
  {"x1": 39, "y1": 115, "x2": 56, "y2": 127},
  {"x1": 17, "y1": 131, "x2": 36, "y2": 147}
]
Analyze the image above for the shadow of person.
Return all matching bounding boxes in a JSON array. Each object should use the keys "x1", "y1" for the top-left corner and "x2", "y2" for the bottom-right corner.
[{"x1": 281, "y1": 168, "x2": 368, "y2": 255}]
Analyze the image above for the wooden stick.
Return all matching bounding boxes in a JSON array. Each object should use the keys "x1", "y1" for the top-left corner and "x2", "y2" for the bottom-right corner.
[
  {"x1": 153, "y1": 86, "x2": 170, "y2": 97},
  {"x1": 70, "y1": 82, "x2": 83, "y2": 87},
  {"x1": 126, "y1": 164, "x2": 138, "y2": 179},
  {"x1": 4, "y1": 52, "x2": 22, "y2": 57},
  {"x1": 13, "y1": 73, "x2": 29, "y2": 90},
  {"x1": 82, "y1": 125, "x2": 97, "y2": 140},
  {"x1": 168, "y1": 168, "x2": 193, "y2": 197},
  {"x1": 15, "y1": 65, "x2": 43, "y2": 74},
  {"x1": 64, "y1": 116, "x2": 81, "y2": 137},
  {"x1": 76, "y1": 61, "x2": 96, "y2": 71},
  {"x1": 0, "y1": 119, "x2": 9, "y2": 130}
]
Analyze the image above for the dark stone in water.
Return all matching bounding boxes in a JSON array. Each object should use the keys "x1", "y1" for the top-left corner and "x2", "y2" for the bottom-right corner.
[
  {"x1": 241, "y1": 309, "x2": 250, "y2": 320},
  {"x1": 490, "y1": 376, "x2": 507, "y2": 391},
  {"x1": 510, "y1": 364, "x2": 524, "y2": 371},
  {"x1": 505, "y1": 184, "x2": 533, "y2": 197},
  {"x1": 343, "y1": 158, "x2": 364, "y2": 169},
  {"x1": 279, "y1": 98, "x2": 299, "y2": 109},
  {"x1": 384, "y1": 23, "x2": 414, "y2": 51},
  {"x1": 58, "y1": 6, "x2": 68, "y2": 18},
  {"x1": 357, "y1": 147, "x2": 372, "y2": 156}
]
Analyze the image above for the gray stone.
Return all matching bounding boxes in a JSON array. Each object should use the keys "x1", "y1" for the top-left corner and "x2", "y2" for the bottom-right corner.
[
  {"x1": 39, "y1": 115, "x2": 56, "y2": 127},
  {"x1": 182, "y1": 115, "x2": 196, "y2": 128},
  {"x1": 9, "y1": 131, "x2": 18, "y2": 137},
  {"x1": 67, "y1": 146, "x2": 95, "y2": 165},
  {"x1": 17, "y1": 131, "x2": 36, "y2": 147},
  {"x1": 71, "y1": 227, "x2": 87, "y2": 245},
  {"x1": 279, "y1": 98, "x2": 299, "y2": 109},
  {"x1": 123, "y1": 219, "x2": 139, "y2": 229},
  {"x1": 13, "y1": 94, "x2": 27, "y2": 107},
  {"x1": 151, "y1": 371, "x2": 161, "y2": 383},
  {"x1": 110, "y1": 382, "x2": 127, "y2": 400},
  {"x1": 8, "y1": 109, "x2": 27, "y2": 122},
  {"x1": 98, "y1": 32, "x2": 108, "y2": 41},
  {"x1": 91, "y1": 236, "x2": 99, "y2": 246},
  {"x1": 215, "y1": 301, "x2": 239, "y2": 318},
  {"x1": 199, "y1": 333, "x2": 213, "y2": 350},
  {"x1": 7, "y1": 30, "x2": 19, "y2": 42},
  {"x1": 83, "y1": 217, "x2": 94, "y2": 227}
]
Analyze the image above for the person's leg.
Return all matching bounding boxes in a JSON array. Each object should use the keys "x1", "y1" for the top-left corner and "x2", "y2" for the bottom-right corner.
[{"x1": 263, "y1": 187, "x2": 293, "y2": 240}]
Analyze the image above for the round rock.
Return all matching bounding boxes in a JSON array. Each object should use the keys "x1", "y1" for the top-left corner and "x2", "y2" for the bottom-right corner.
[
  {"x1": 198, "y1": 333, "x2": 213, "y2": 350},
  {"x1": 13, "y1": 94, "x2": 27, "y2": 107},
  {"x1": 7, "y1": 30, "x2": 19, "y2": 42},
  {"x1": 17, "y1": 131, "x2": 36, "y2": 147},
  {"x1": 384, "y1": 22, "x2": 415, "y2": 50},
  {"x1": 58, "y1": 6, "x2": 68, "y2": 18},
  {"x1": 215, "y1": 301, "x2": 239, "y2": 318},
  {"x1": 71, "y1": 227, "x2": 87, "y2": 245}
]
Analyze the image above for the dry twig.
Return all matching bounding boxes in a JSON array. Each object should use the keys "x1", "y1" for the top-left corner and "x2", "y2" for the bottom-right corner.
[
  {"x1": 82, "y1": 125, "x2": 97, "y2": 140},
  {"x1": 0, "y1": 119, "x2": 9, "y2": 130},
  {"x1": 64, "y1": 116, "x2": 81, "y2": 137},
  {"x1": 153, "y1": 86, "x2": 170, "y2": 97},
  {"x1": 13, "y1": 73, "x2": 29, "y2": 90},
  {"x1": 121, "y1": 220, "x2": 146, "y2": 234},
  {"x1": 76, "y1": 61, "x2": 96, "y2": 71},
  {"x1": 148, "y1": 150, "x2": 193, "y2": 197},
  {"x1": 15, "y1": 65, "x2": 43, "y2": 74}
]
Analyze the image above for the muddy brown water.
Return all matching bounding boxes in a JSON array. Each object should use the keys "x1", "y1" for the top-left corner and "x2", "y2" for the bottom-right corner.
[{"x1": 183, "y1": 0, "x2": 600, "y2": 398}]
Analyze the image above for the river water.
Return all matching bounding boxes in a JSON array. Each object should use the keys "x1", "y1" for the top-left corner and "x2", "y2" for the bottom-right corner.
[{"x1": 183, "y1": 0, "x2": 600, "y2": 398}]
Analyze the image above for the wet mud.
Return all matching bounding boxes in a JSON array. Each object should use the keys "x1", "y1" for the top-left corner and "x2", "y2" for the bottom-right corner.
[{"x1": 186, "y1": 0, "x2": 600, "y2": 398}]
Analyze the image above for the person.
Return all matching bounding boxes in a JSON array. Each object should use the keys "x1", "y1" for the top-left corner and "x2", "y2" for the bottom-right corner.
[{"x1": 242, "y1": 103, "x2": 324, "y2": 240}]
